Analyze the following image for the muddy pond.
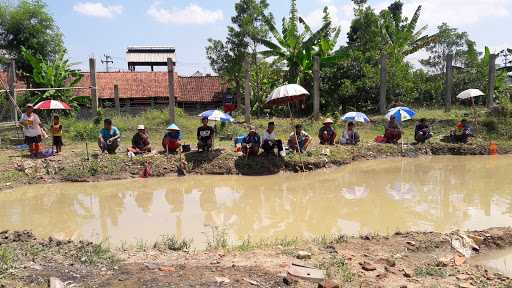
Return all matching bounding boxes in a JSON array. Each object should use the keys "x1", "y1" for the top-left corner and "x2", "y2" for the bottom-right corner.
[{"x1": 1, "y1": 156, "x2": 511, "y2": 248}]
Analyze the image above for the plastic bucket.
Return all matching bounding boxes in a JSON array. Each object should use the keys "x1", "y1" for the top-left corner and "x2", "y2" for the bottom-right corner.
[{"x1": 489, "y1": 142, "x2": 497, "y2": 155}]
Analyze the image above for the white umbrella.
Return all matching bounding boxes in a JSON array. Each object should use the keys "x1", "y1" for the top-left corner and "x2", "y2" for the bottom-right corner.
[
  {"x1": 265, "y1": 84, "x2": 309, "y2": 107},
  {"x1": 456, "y1": 89, "x2": 484, "y2": 100}
]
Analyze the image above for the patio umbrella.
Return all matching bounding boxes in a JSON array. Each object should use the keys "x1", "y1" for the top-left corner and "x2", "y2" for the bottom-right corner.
[
  {"x1": 265, "y1": 84, "x2": 309, "y2": 107},
  {"x1": 386, "y1": 106, "x2": 416, "y2": 123},
  {"x1": 34, "y1": 100, "x2": 71, "y2": 110},
  {"x1": 456, "y1": 89, "x2": 484, "y2": 131},
  {"x1": 456, "y1": 89, "x2": 484, "y2": 100},
  {"x1": 341, "y1": 112, "x2": 370, "y2": 123},
  {"x1": 198, "y1": 110, "x2": 234, "y2": 122}
]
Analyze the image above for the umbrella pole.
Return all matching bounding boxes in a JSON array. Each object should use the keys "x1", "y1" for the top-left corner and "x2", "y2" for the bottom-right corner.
[
  {"x1": 288, "y1": 102, "x2": 305, "y2": 172},
  {"x1": 472, "y1": 97, "x2": 479, "y2": 133}
]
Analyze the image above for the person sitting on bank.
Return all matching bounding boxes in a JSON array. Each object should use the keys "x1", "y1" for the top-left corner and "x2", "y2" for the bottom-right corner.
[
  {"x1": 98, "y1": 118, "x2": 120, "y2": 154},
  {"x1": 197, "y1": 116, "x2": 215, "y2": 152},
  {"x1": 450, "y1": 119, "x2": 473, "y2": 144},
  {"x1": 414, "y1": 118, "x2": 432, "y2": 144},
  {"x1": 128, "y1": 125, "x2": 151, "y2": 154},
  {"x1": 162, "y1": 124, "x2": 181, "y2": 153},
  {"x1": 384, "y1": 115, "x2": 402, "y2": 144},
  {"x1": 262, "y1": 121, "x2": 284, "y2": 156},
  {"x1": 288, "y1": 124, "x2": 311, "y2": 153},
  {"x1": 340, "y1": 122, "x2": 360, "y2": 145},
  {"x1": 318, "y1": 118, "x2": 336, "y2": 145},
  {"x1": 242, "y1": 126, "x2": 261, "y2": 156}
]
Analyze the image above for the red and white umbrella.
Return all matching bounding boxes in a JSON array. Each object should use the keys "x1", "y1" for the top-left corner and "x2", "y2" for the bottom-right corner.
[{"x1": 34, "y1": 100, "x2": 71, "y2": 110}]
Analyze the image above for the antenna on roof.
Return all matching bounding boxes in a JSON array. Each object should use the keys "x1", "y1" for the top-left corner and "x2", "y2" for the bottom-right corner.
[{"x1": 101, "y1": 53, "x2": 114, "y2": 72}]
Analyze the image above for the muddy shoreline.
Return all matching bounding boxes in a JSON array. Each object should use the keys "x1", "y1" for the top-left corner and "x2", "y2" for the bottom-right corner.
[
  {"x1": 1, "y1": 228, "x2": 511, "y2": 287},
  {"x1": 1, "y1": 141, "x2": 506, "y2": 191}
]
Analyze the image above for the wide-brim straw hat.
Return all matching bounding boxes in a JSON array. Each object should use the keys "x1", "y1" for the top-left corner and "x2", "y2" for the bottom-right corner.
[
  {"x1": 323, "y1": 118, "x2": 334, "y2": 124},
  {"x1": 137, "y1": 125, "x2": 145, "y2": 130}
]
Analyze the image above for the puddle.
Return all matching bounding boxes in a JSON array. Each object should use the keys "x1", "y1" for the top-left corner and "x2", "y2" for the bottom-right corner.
[
  {"x1": 1, "y1": 155, "x2": 511, "y2": 248},
  {"x1": 471, "y1": 247, "x2": 512, "y2": 277}
]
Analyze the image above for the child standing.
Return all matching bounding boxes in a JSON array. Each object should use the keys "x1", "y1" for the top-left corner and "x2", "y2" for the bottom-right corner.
[{"x1": 51, "y1": 115, "x2": 63, "y2": 153}]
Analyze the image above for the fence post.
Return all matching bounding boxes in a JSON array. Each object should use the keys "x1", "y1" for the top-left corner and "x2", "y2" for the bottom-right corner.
[
  {"x1": 114, "y1": 84, "x2": 120, "y2": 114},
  {"x1": 243, "y1": 58, "x2": 251, "y2": 124},
  {"x1": 487, "y1": 53, "x2": 497, "y2": 108},
  {"x1": 89, "y1": 58, "x2": 98, "y2": 118},
  {"x1": 313, "y1": 56, "x2": 321, "y2": 119},
  {"x1": 379, "y1": 54, "x2": 388, "y2": 114},
  {"x1": 167, "y1": 58, "x2": 176, "y2": 124},
  {"x1": 444, "y1": 54, "x2": 453, "y2": 112},
  {"x1": 7, "y1": 60, "x2": 17, "y2": 122}
]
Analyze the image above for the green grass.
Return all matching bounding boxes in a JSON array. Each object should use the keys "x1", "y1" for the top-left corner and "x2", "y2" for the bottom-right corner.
[
  {"x1": 75, "y1": 242, "x2": 118, "y2": 267},
  {"x1": 205, "y1": 225, "x2": 230, "y2": 250},
  {"x1": 319, "y1": 255, "x2": 355, "y2": 283},
  {"x1": 414, "y1": 264, "x2": 448, "y2": 278},
  {"x1": 154, "y1": 234, "x2": 192, "y2": 252},
  {"x1": 0, "y1": 246, "x2": 16, "y2": 278}
]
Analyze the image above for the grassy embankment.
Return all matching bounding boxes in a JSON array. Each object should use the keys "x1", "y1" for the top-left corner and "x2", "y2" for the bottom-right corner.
[{"x1": 1, "y1": 106, "x2": 512, "y2": 187}]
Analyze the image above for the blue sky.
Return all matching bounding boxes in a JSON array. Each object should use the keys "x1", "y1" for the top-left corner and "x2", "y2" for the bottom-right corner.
[{"x1": 46, "y1": 0, "x2": 512, "y2": 75}]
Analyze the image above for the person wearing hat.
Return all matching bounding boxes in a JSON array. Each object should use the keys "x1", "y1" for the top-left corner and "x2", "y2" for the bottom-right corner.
[
  {"x1": 19, "y1": 103, "x2": 44, "y2": 157},
  {"x1": 242, "y1": 126, "x2": 261, "y2": 156},
  {"x1": 288, "y1": 124, "x2": 311, "y2": 153},
  {"x1": 162, "y1": 123, "x2": 181, "y2": 153},
  {"x1": 197, "y1": 116, "x2": 215, "y2": 152},
  {"x1": 318, "y1": 118, "x2": 337, "y2": 145},
  {"x1": 128, "y1": 125, "x2": 151, "y2": 155},
  {"x1": 98, "y1": 118, "x2": 121, "y2": 154}
]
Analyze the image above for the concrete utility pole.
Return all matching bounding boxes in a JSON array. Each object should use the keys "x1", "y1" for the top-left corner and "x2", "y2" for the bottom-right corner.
[
  {"x1": 487, "y1": 53, "x2": 497, "y2": 108},
  {"x1": 89, "y1": 58, "x2": 98, "y2": 118},
  {"x1": 101, "y1": 54, "x2": 114, "y2": 72},
  {"x1": 379, "y1": 54, "x2": 388, "y2": 114},
  {"x1": 313, "y1": 56, "x2": 321, "y2": 119},
  {"x1": 444, "y1": 54, "x2": 453, "y2": 112},
  {"x1": 114, "y1": 84, "x2": 120, "y2": 114},
  {"x1": 7, "y1": 60, "x2": 17, "y2": 122},
  {"x1": 243, "y1": 58, "x2": 251, "y2": 124},
  {"x1": 167, "y1": 58, "x2": 176, "y2": 124}
]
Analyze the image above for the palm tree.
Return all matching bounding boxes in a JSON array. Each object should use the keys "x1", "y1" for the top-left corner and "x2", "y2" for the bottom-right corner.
[
  {"x1": 255, "y1": 0, "x2": 340, "y2": 84},
  {"x1": 379, "y1": 2, "x2": 438, "y2": 60}
]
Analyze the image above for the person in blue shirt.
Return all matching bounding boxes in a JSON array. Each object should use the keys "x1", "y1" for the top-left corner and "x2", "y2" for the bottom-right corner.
[
  {"x1": 98, "y1": 118, "x2": 120, "y2": 154},
  {"x1": 242, "y1": 126, "x2": 260, "y2": 156}
]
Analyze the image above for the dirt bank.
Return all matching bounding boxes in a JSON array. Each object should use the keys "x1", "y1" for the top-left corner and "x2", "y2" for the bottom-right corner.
[
  {"x1": 0, "y1": 141, "x2": 509, "y2": 190},
  {"x1": 1, "y1": 228, "x2": 511, "y2": 287}
]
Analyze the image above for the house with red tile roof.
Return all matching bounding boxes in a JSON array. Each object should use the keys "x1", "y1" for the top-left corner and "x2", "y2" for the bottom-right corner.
[
  {"x1": 75, "y1": 71, "x2": 227, "y2": 109},
  {"x1": 1, "y1": 71, "x2": 228, "y2": 111}
]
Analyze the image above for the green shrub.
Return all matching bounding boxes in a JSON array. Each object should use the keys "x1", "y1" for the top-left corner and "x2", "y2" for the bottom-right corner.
[
  {"x1": 481, "y1": 117, "x2": 498, "y2": 132},
  {"x1": 0, "y1": 246, "x2": 16, "y2": 278}
]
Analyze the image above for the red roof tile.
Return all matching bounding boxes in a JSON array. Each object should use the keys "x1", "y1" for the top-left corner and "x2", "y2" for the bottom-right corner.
[{"x1": 75, "y1": 72, "x2": 226, "y2": 103}]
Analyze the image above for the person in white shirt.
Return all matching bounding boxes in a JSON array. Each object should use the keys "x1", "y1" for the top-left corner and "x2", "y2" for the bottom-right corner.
[
  {"x1": 19, "y1": 103, "x2": 43, "y2": 156},
  {"x1": 340, "y1": 122, "x2": 360, "y2": 145},
  {"x1": 261, "y1": 122, "x2": 283, "y2": 156}
]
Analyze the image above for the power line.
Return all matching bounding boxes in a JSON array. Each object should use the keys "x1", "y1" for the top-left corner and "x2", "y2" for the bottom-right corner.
[{"x1": 101, "y1": 53, "x2": 114, "y2": 72}]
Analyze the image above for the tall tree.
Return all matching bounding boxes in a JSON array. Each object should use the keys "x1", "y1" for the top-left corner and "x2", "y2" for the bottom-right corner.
[
  {"x1": 420, "y1": 23, "x2": 473, "y2": 73},
  {"x1": 256, "y1": 0, "x2": 340, "y2": 84},
  {"x1": 206, "y1": 0, "x2": 272, "y2": 97},
  {"x1": 0, "y1": 0, "x2": 64, "y2": 81}
]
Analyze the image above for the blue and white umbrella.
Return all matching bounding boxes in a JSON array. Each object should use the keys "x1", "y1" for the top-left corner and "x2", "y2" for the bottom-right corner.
[
  {"x1": 341, "y1": 112, "x2": 370, "y2": 123},
  {"x1": 198, "y1": 110, "x2": 234, "y2": 122},
  {"x1": 386, "y1": 106, "x2": 416, "y2": 122}
]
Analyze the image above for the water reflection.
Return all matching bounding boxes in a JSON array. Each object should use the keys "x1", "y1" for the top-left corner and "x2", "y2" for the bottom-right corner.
[{"x1": 0, "y1": 156, "x2": 511, "y2": 247}]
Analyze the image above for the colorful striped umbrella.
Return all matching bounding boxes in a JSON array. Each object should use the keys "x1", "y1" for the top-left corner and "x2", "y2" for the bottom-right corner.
[{"x1": 34, "y1": 100, "x2": 71, "y2": 110}]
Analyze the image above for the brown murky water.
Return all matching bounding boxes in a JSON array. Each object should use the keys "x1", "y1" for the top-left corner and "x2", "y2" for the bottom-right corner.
[
  {"x1": 1, "y1": 156, "x2": 511, "y2": 247},
  {"x1": 472, "y1": 248, "x2": 512, "y2": 277}
]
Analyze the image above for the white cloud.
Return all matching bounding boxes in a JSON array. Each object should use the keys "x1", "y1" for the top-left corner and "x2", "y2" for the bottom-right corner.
[
  {"x1": 378, "y1": 0, "x2": 509, "y2": 28},
  {"x1": 73, "y1": 2, "x2": 123, "y2": 18},
  {"x1": 147, "y1": 2, "x2": 224, "y2": 25}
]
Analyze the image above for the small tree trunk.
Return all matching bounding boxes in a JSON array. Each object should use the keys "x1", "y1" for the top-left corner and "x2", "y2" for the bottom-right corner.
[
  {"x1": 444, "y1": 54, "x2": 453, "y2": 112},
  {"x1": 243, "y1": 58, "x2": 251, "y2": 124},
  {"x1": 487, "y1": 53, "x2": 497, "y2": 107},
  {"x1": 379, "y1": 54, "x2": 388, "y2": 114},
  {"x1": 89, "y1": 58, "x2": 98, "y2": 118},
  {"x1": 167, "y1": 58, "x2": 176, "y2": 123},
  {"x1": 7, "y1": 60, "x2": 17, "y2": 122},
  {"x1": 114, "y1": 84, "x2": 120, "y2": 114},
  {"x1": 313, "y1": 56, "x2": 321, "y2": 119}
]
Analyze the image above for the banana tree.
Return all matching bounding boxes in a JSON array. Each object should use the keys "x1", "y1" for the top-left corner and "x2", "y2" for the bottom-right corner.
[
  {"x1": 255, "y1": 0, "x2": 340, "y2": 84},
  {"x1": 21, "y1": 47, "x2": 87, "y2": 110},
  {"x1": 379, "y1": 2, "x2": 438, "y2": 61}
]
